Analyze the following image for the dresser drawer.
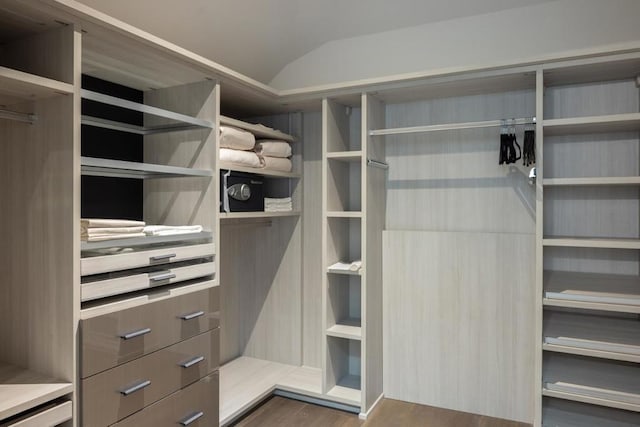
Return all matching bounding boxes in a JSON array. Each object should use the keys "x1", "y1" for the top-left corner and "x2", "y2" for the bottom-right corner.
[
  {"x1": 81, "y1": 242, "x2": 215, "y2": 276},
  {"x1": 81, "y1": 287, "x2": 219, "y2": 377},
  {"x1": 0, "y1": 401, "x2": 72, "y2": 427},
  {"x1": 82, "y1": 329, "x2": 219, "y2": 427},
  {"x1": 112, "y1": 373, "x2": 218, "y2": 427},
  {"x1": 81, "y1": 260, "x2": 215, "y2": 302}
]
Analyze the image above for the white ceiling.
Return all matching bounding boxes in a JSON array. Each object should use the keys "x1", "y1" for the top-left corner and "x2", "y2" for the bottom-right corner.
[{"x1": 76, "y1": 0, "x2": 555, "y2": 84}]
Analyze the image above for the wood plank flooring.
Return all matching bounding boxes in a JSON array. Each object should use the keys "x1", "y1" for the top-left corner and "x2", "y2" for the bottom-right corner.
[{"x1": 231, "y1": 396, "x2": 532, "y2": 427}]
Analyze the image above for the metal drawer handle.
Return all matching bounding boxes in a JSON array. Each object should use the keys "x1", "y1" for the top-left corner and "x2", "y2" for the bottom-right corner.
[
  {"x1": 179, "y1": 355, "x2": 205, "y2": 368},
  {"x1": 149, "y1": 271, "x2": 176, "y2": 282},
  {"x1": 150, "y1": 253, "x2": 176, "y2": 261},
  {"x1": 179, "y1": 411, "x2": 204, "y2": 426},
  {"x1": 119, "y1": 327, "x2": 151, "y2": 340},
  {"x1": 120, "y1": 379, "x2": 151, "y2": 396},
  {"x1": 180, "y1": 310, "x2": 205, "y2": 321}
]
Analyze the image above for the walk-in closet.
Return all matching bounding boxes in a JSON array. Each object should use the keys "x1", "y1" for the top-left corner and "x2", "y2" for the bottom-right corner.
[{"x1": 0, "y1": 1, "x2": 639, "y2": 426}]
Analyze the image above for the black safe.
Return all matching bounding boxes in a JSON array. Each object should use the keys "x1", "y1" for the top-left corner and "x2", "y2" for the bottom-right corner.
[{"x1": 220, "y1": 170, "x2": 264, "y2": 212}]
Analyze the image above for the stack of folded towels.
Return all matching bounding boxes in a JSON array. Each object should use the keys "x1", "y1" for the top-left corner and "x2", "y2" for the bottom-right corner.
[
  {"x1": 81, "y1": 218, "x2": 146, "y2": 242},
  {"x1": 264, "y1": 197, "x2": 293, "y2": 212},
  {"x1": 219, "y1": 126, "x2": 293, "y2": 173},
  {"x1": 82, "y1": 219, "x2": 204, "y2": 242}
]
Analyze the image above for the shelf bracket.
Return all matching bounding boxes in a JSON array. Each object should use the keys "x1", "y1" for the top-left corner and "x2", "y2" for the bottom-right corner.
[{"x1": 0, "y1": 108, "x2": 36, "y2": 124}]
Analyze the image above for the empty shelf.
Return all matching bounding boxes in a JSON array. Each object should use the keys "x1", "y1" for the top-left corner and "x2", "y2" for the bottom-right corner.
[
  {"x1": 544, "y1": 311, "x2": 640, "y2": 363},
  {"x1": 327, "y1": 321, "x2": 362, "y2": 340},
  {"x1": 219, "y1": 211, "x2": 300, "y2": 220},
  {"x1": 81, "y1": 115, "x2": 208, "y2": 135},
  {"x1": 544, "y1": 177, "x2": 640, "y2": 186},
  {"x1": 81, "y1": 231, "x2": 213, "y2": 251},
  {"x1": 543, "y1": 113, "x2": 640, "y2": 136},
  {"x1": 543, "y1": 237, "x2": 640, "y2": 250},
  {"x1": 81, "y1": 156, "x2": 213, "y2": 179},
  {"x1": 0, "y1": 65, "x2": 73, "y2": 107},
  {"x1": 220, "y1": 115, "x2": 295, "y2": 142},
  {"x1": 544, "y1": 270, "x2": 640, "y2": 313},
  {"x1": 0, "y1": 363, "x2": 72, "y2": 420},
  {"x1": 326, "y1": 151, "x2": 363, "y2": 162},
  {"x1": 327, "y1": 375, "x2": 361, "y2": 406},
  {"x1": 326, "y1": 211, "x2": 363, "y2": 218},
  {"x1": 543, "y1": 353, "x2": 640, "y2": 412},
  {"x1": 82, "y1": 89, "x2": 213, "y2": 131},
  {"x1": 327, "y1": 261, "x2": 362, "y2": 276},
  {"x1": 543, "y1": 397, "x2": 640, "y2": 427},
  {"x1": 219, "y1": 162, "x2": 301, "y2": 178}
]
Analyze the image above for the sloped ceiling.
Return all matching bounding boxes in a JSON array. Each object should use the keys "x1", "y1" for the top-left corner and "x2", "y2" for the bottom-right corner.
[{"x1": 75, "y1": 0, "x2": 556, "y2": 84}]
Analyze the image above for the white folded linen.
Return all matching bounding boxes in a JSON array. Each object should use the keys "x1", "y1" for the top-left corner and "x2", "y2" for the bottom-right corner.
[
  {"x1": 82, "y1": 226, "x2": 145, "y2": 236},
  {"x1": 219, "y1": 126, "x2": 255, "y2": 150},
  {"x1": 81, "y1": 218, "x2": 146, "y2": 229},
  {"x1": 143, "y1": 225, "x2": 203, "y2": 236},
  {"x1": 220, "y1": 148, "x2": 263, "y2": 168},
  {"x1": 255, "y1": 140, "x2": 292, "y2": 158},
  {"x1": 264, "y1": 197, "x2": 292, "y2": 204},
  {"x1": 264, "y1": 205, "x2": 293, "y2": 212},
  {"x1": 81, "y1": 232, "x2": 146, "y2": 242},
  {"x1": 262, "y1": 156, "x2": 292, "y2": 172}
]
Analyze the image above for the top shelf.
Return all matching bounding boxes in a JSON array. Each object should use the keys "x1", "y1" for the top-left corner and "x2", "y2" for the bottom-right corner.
[
  {"x1": 81, "y1": 89, "x2": 213, "y2": 134},
  {"x1": 0, "y1": 65, "x2": 74, "y2": 107},
  {"x1": 220, "y1": 115, "x2": 295, "y2": 142},
  {"x1": 543, "y1": 113, "x2": 640, "y2": 136},
  {"x1": 0, "y1": 362, "x2": 72, "y2": 420}
]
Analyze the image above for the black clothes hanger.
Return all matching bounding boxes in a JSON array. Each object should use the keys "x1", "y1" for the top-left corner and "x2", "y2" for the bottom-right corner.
[{"x1": 522, "y1": 121, "x2": 536, "y2": 166}]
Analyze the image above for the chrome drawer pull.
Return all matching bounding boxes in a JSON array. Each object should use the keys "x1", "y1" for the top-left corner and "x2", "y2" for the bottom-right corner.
[
  {"x1": 180, "y1": 310, "x2": 205, "y2": 321},
  {"x1": 179, "y1": 411, "x2": 204, "y2": 426},
  {"x1": 119, "y1": 327, "x2": 151, "y2": 340},
  {"x1": 179, "y1": 355, "x2": 205, "y2": 368},
  {"x1": 120, "y1": 379, "x2": 151, "y2": 396},
  {"x1": 149, "y1": 253, "x2": 176, "y2": 261},
  {"x1": 149, "y1": 271, "x2": 176, "y2": 282}
]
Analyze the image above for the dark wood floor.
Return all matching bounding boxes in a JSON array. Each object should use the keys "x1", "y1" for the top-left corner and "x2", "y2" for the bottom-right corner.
[{"x1": 232, "y1": 396, "x2": 531, "y2": 427}]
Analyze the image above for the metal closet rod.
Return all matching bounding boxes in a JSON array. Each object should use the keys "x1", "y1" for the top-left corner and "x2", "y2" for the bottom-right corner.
[
  {"x1": 369, "y1": 116, "x2": 536, "y2": 137},
  {"x1": 0, "y1": 108, "x2": 36, "y2": 124}
]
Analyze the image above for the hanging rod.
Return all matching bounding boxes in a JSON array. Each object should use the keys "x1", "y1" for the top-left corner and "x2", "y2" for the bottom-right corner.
[
  {"x1": 0, "y1": 108, "x2": 36, "y2": 124},
  {"x1": 370, "y1": 117, "x2": 536, "y2": 137},
  {"x1": 367, "y1": 159, "x2": 389, "y2": 170}
]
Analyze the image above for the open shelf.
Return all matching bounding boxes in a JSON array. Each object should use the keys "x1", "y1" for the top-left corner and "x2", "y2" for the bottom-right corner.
[
  {"x1": 219, "y1": 211, "x2": 300, "y2": 220},
  {"x1": 0, "y1": 363, "x2": 72, "y2": 420},
  {"x1": 81, "y1": 89, "x2": 213, "y2": 132},
  {"x1": 219, "y1": 162, "x2": 300, "y2": 179},
  {"x1": 543, "y1": 237, "x2": 640, "y2": 250},
  {"x1": 326, "y1": 322, "x2": 362, "y2": 341},
  {"x1": 543, "y1": 177, "x2": 640, "y2": 187},
  {"x1": 543, "y1": 113, "x2": 640, "y2": 136},
  {"x1": 543, "y1": 396, "x2": 640, "y2": 427},
  {"x1": 326, "y1": 211, "x2": 362, "y2": 218},
  {"x1": 543, "y1": 311, "x2": 640, "y2": 363},
  {"x1": 326, "y1": 151, "x2": 363, "y2": 162},
  {"x1": 327, "y1": 262, "x2": 362, "y2": 276},
  {"x1": 543, "y1": 270, "x2": 640, "y2": 314},
  {"x1": 81, "y1": 231, "x2": 213, "y2": 251},
  {"x1": 81, "y1": 156, "x2": 213, "y2": 179},
  {"x1": 543, "y1": 353, "x2": 640, "y2": 412},
  {"x1": 326, "y1": 376, "x2": 362, "y2": 406},
  {"x1": 0, "y1": 65, "x2": 74, "y2": 107},
  {"x1": 220, "y1": 115, "x2": 295, "y2": 142}
]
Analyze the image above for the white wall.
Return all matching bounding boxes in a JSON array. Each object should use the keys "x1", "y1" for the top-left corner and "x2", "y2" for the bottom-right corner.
[{"x1": 270, "y1": 0, "x2": 640, "y2": 90}]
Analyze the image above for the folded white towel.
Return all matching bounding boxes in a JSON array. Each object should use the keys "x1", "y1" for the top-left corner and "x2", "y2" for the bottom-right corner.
[
  {"x1": 264, "y1": 197, "x2": 292, "y2": 204},
  {"x1": 81, "y1": 218, "x2": 146, "y2": 229},
  {"x1": 220, "y1": 148, "x2": 263, "y2": 169},
  {"x1": 255, "y1": 141, "x2": 292, "y2": 158},
  {"x1": 82, "y1": 226, "x2": 145, "y2": 236},
  {"x1": 81, "y1": 232, "x2": 147, "y2": 242},
  {"x1": 262, "y1": 156, "x2": 292, "y2": 172},
  {"x1": 220, "y1": 126, "x2": 255, "y2": 150},
  {"x1": 143, "y1": 225, "x2": 203, "y2": 236},
  {"x1": 265, "y1": 206, "x2": 292, "y2": 212}
]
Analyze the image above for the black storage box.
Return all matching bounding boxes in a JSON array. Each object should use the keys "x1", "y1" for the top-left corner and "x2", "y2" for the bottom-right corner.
[{"x1": 220, "y1": 170, "x2": 264, "y2": 212}]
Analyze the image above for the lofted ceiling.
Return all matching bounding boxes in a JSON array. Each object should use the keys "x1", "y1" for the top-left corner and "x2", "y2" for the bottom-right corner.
[{"x1": 75, "y1": 0, "x2": 556, "y2": 85}]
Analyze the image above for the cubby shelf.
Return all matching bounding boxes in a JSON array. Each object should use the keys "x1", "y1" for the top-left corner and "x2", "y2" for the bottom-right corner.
[
  {"x1": 326, "y1": 322, "x2": 362, "y2": 341},
  {"x1": 543, "y1": 176, "x2": 640, "y2": 186},
  {"x1": 220, "y1": 115, "x2": 295, "y2": 142},
  {"x1": 326, "y1": 151, "x2": 363, "y2": 162},
  {"x1": 326, "y1": 211, "x2": 363, "y2": 218},
  {"x1": 219, "y1": 211, "x2": 300, "y2": 220},
  {"x1": 0, "y1": 363, "x2": 72, "y2": 420},
  {"x1": 542, "y1": 237, "x2": 640, "y2": 250},
  {"x1": 326, "y1": 378, "x2": 361, "y2": 406},
  {"x1": 81, "y1": 156, "x2": 213, "y2": 179},
  {"x1": 219, "y1": 162, "x2": 300, "y2": 179},
  {"x1": 543, "y1": 113, "x2": 640, "y2": 136}
]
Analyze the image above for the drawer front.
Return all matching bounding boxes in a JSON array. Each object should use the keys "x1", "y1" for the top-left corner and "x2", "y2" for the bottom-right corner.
[
  {"x1": 81, "y1": 243, "x2": 215, "y2": 276},
  {"x1": 82, "y1": 329, "x2": 219, "y2": 427},
  {"x1": 1, "y1": 401, "x2": 72, "y2": 427},
  {"x1": 81, "y1": 287, "x2": 219, "y2": 378},
  {"x1": 112, "y1": 372, "x2": 219, "y2": 427},
  {"x1": 81, "y1": 261, "x2": 215, "y2": 302}
]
